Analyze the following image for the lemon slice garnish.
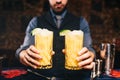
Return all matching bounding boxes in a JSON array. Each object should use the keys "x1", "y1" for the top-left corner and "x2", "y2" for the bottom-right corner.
[
  {"x1": 60, "y1": 30, "x2": 71, "y2": 36},
  {"x1": 31, "y1": 28, "x2": 42, "y2": 36}
]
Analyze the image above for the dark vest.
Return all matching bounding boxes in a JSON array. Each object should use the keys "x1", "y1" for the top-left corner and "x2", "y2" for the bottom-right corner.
[{"x1": 35, "y1": 11, "x2": 90, "y2": 78}]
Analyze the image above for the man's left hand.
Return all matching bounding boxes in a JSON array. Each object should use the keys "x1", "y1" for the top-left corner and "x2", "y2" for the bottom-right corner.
[{"x1": 77, "y1": 47, "x2": 95, "y2": 69}]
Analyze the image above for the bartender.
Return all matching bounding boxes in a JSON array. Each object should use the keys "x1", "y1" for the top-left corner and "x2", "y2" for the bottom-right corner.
[{"x1": 15, "y1": 0, "x2": 95, "y2": 80}]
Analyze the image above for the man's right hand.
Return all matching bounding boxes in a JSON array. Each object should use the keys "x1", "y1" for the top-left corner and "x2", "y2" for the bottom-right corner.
[{"x1": 19, "y1": 45, "x2": 42, "y2": 69}]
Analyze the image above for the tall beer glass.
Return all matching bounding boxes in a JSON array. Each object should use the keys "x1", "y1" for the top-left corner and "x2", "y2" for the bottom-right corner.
[
  {"x1": 65, "y1": 30, "x2": 84, "y2": 70},
  {"x1": 35, "y1": 29, "x2": 53, "y2": 69}
]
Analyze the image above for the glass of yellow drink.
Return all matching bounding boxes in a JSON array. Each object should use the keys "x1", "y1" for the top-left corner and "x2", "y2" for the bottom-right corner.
[
  {"x1": 65, "y1": 30, "x2": 84, "y2": 70},
  {"x1": 34, "y1": 28, "x2": 53, "y2": 69}
]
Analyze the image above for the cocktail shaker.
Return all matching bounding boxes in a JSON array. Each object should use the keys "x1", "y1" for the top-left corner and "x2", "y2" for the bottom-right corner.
[{"x1": 101, "y1": 43, "x2": 115, "y2": 75}]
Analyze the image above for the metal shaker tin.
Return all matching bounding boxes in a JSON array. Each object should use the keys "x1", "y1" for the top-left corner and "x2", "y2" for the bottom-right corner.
[{"x1": 101, "y1": 43, "x2": 115, "y2": 75}]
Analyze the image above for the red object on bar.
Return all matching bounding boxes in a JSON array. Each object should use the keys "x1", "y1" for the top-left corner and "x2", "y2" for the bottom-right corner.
[
  {"x1": 1, "y1": 69, "x2": 27, "y2": 78},
  {"x1": 111, "y1": 70, "x2": 120, "y2": 78}
]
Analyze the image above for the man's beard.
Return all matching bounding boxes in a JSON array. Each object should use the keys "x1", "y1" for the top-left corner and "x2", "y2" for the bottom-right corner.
[{"x1": 53, "y1": 7, "x2": 67, "y2": 15}]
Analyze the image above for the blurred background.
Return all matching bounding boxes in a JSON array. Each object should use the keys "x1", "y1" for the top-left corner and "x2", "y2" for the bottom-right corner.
[{"x1": 0, "y1": 0, "x2": 120, "y2": 68}]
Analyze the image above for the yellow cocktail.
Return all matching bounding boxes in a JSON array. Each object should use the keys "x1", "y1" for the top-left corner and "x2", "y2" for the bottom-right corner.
[
  {"x1": 34, "y1": 28, "x2": 53, "y2": 69},
  {"x1": 65, "y1": 30, "x2": 84, "y2": 70}
]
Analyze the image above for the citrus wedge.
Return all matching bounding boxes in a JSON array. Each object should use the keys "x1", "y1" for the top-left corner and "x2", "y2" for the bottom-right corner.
[
  {"x1": 31, "y1": 28, "x2": 42, "y2": 36},
  {"x1": 60, "y1": 30, "x2": 71, "y2": 36}
]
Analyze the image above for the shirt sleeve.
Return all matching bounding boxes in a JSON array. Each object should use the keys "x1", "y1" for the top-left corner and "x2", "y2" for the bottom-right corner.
[
  {"x1": 15, "y1": 17, "x2": 37, "y2": 59},
  {"x1": 80, "y1": 17, "x2": 95, "y2": 54}
]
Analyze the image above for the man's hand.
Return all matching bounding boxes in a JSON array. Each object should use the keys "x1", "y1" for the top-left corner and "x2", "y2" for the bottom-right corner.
[
  {"x1": 62, "y1": 47, "x2": 95, "y2": 69},
  {"x1": 19, "y1": 45, "x2": 55, "y2": 69},
  {"x1": 77, "y1": 47, "x2": 95, "y2": 69},
  {"x1": 19, "y1": 45, "x2": 41, "y2": 69}
]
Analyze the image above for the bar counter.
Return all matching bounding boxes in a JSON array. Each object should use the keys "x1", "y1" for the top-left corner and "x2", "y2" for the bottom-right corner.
[{"x1": 1, "y1": 68, "x2": 120, "y2": 80}]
